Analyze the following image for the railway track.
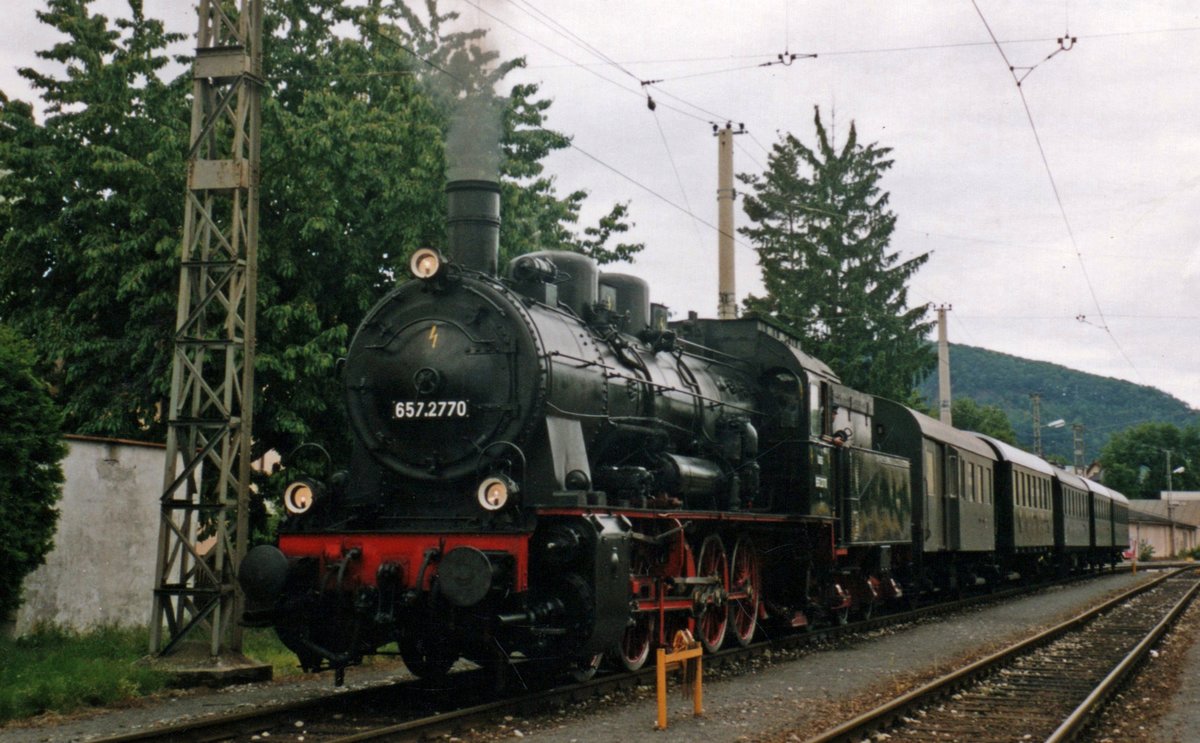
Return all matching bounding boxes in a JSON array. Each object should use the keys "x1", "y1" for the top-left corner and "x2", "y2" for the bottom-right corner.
[
  {"x1": 806, "y1": 566, "x2": 1200, "y2": 743},
  {"x1": 87, "y1": 568, "x2": 1140, "y2": 743}
]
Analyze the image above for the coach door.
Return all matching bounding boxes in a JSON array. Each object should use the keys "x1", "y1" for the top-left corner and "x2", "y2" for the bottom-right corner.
[
  {"x1": 923, "y1": 440, "x2": 946, "y2": 552},
  {"x1": 944, "y1": 449, "x2": 962, "y2": 551}
]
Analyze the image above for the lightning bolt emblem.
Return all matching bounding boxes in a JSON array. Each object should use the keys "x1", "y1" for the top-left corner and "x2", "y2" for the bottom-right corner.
[{"x1": 429, "y1": 324, "x2": 439, "y2": 349}]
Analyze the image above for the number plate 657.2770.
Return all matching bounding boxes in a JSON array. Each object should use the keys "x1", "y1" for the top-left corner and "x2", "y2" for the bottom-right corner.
[{"x1": 392, "y1": 400, "x2": 469, "y2": 420}]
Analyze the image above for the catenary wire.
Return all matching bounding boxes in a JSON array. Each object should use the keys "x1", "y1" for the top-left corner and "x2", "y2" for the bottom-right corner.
[{"x1": 969, "y1": 0, "x2": 1143, "y2": 383}]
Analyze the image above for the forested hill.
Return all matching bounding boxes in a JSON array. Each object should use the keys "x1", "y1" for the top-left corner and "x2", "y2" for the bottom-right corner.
[{"x1": 917, "y1": 344, "x2": 1200, "y2": 463}]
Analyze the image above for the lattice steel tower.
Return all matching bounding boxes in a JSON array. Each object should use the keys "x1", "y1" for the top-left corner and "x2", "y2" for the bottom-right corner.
[{"x1": 150, "y1": 0, "x2": 262, "y2": 656}]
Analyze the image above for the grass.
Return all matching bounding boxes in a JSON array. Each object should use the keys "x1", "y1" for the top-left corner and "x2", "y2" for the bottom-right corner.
[
  {"x1": 241, "y1": 626, "x2": 312, "y2": 678},
  {"x1": 0, "y1": 624, "x2": 169, "y2": 724},
  {"x1": 0, "y1": 625, "x2": 321, "y2": 724}
]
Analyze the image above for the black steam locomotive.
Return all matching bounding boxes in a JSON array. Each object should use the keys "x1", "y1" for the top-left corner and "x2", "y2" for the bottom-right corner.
[{"x1": 239, "y1": 177, "x2": 1129, "y2": 682}]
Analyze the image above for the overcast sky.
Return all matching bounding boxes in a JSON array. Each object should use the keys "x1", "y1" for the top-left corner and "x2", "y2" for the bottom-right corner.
[{"x1": 3, "y1": 1, "x2": 1198, "y2": 411}]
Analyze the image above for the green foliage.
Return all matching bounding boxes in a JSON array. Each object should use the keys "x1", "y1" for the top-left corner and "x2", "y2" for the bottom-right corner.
[
  {"x1": 739, "y1": 106, "x2": 934, "y2": 402},
  {"x1": 0, "y1": 0, "x2": 187, "y2": 438},
  {"x1": 920, "y1": 344, "x2": 1200, "y2": 465},
  {"x1": 951, "y1": 397, "x2": 1018, "y2": 445},
  {"x1": 0, "y1": 325, "x2": 66, "y2": 619},
  {"x1": 1137, "y1": 539, "x2": 1155, "y2": 562},
  {"x1": 0, "y1": 624, "x2": 168, "y2": 722},
  {"x1": 0, "y1": 0, "x2": 642, "y2": 478},
  {"x1": 1097, "y1": 421, "x2": 1199, "y2": 499}
]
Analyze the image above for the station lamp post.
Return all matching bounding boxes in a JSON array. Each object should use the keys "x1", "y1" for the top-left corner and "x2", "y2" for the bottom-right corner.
[
  {"x1": 1036, "y1": 418, "x2": 1066, "y2": 458},
  {"x1": 1166, "y1": 451, "x2": 1186, "y2": 557}
]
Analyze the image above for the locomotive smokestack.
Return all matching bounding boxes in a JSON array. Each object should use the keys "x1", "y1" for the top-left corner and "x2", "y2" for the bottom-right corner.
[
  {"x1": 446, "y1": 179, "x2": 501, "y2": 276},
  {"x1": 445, "y1": 95, "x2": 502, "y2": 275}
]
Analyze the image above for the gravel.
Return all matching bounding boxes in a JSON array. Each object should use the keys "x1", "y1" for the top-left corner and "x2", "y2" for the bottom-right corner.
[
  {"x1": 462, "y1": 571, "x2": 1156, "y2": 743},
  {"x1": 1084, "y1": 575, "x2": 1200, "y2": 743}
]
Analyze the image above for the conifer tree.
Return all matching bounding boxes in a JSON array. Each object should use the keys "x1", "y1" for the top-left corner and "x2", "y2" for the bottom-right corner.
[{"x1": 740, "y1": 106, "x2": 934, "y2": 401}]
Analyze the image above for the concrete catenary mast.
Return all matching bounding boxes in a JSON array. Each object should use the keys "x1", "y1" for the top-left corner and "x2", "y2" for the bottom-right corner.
[
  {"x1": 937, "y1": 304, "x2": 952, "y2": 425},
  {"x1": 150, "y1": 0, "x2": 263, "y2": 659},
  {"x1": 716, "y1": 123, "x2": 744, "y2": 319}
]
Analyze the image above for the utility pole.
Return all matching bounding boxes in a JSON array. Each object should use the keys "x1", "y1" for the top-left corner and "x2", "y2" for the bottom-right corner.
[
  {"x1": 715, "y1": 122, "x2": 744, "y2": 319},
  {"x1": 1072, "y1": 424, "x2": 1085, "y2": 474},
  {"x1": 1031, "y1": 393, "x2": 1043, "y2": 457},
  {"x1": 150, "y1": 0, "x2": 263, "y2": 660},
  {"x1": 936, "y1": 305, "x2": 952, "y2": 425}
]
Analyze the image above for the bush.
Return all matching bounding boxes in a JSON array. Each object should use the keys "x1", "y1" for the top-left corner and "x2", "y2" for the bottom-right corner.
[
  {"x1": 0, "y1": 325, "x2": 66, "y2": 619},
  {"x1": 1138, "y1": 539, "x2": 1155, "y2": 562}
]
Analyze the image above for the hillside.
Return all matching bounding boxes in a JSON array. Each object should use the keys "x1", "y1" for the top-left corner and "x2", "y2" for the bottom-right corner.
[{"x1": 917, "y1": 344, "x2": 1200, "y2": 464}]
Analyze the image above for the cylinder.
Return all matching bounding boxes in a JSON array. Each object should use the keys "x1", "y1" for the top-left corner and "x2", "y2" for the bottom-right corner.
[
  {"x1": 446, "y1": 180, "x2": 501, "y2": 276},
  {"x1": 659, "y1": 452, "x2": 723, "y2": 499}
]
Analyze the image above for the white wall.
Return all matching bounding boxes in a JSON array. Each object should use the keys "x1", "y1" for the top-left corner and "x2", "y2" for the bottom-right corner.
[
  {"x1": 14, "y1": 436, "x2": 165, "y2": 634},
  {"x1": 1130, "y1": 521, "x2": 1198, "y2": 560}
]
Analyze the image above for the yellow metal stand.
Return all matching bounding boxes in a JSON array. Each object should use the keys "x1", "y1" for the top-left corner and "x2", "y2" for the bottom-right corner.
[{"x1": 655, "y1": 629, "x2": 704, "y2": 730}]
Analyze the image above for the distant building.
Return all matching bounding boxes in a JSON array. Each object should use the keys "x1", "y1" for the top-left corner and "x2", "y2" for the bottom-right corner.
[{"x1": 1126, "y1": 498, "x2": 1200, "y2": 559}]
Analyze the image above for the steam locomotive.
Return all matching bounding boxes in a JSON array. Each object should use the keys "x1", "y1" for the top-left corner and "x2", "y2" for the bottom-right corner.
[{"x1": 238, "y1": 177, "x2": 1130, "y2": 683}]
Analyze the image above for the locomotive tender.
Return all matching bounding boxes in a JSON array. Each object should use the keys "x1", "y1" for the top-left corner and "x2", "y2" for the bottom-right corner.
[{"x1": 239, "y1": 177, "x2": 1130, "y2": 682}]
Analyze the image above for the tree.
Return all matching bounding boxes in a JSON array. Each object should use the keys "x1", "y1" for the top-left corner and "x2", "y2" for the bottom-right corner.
[
  {"x1": 739, "y1": 106, "x2": 934, "y2": 402},
  {"x1": 0, "y1": 325, "x2": 67, "y2": 619},
  {"x1": 1098, "y1": 422, "x2": 1199, "y2": 498},
  {"x1": 0, "y1": 0, "x2": 641, "y2": 465},
  {"x1": 951, "y1": 397, "x2": 1018, "y2": 445},
  {"x1": 0, "y1": 0, "x2": 187, "y2": 438}
]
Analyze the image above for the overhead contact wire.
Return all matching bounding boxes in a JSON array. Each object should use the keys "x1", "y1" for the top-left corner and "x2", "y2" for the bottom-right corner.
[{"x1": 969, "y1": 0, "x2": 1143, "y2": 382}]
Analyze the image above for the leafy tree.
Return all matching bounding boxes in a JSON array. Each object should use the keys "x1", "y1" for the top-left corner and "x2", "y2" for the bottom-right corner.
[
  {"x1": 0, "y1": 0, "x2": 187, "y2": 438},
  {"x1": 951, "y1": 397, "x2": 1017, "y2": 445},
  {"x1": 1098, "y1": 422, "x2": 1199, "y2": 498},
  {"x1": 0, "y1": 0, "x2": 641, "y2": 468},
  {"x1": 739, "y1": 106, "x2": 934, "y2": 402},
  {"x1": 0, "y1": 325, "x2": 67, "y2": 619}
]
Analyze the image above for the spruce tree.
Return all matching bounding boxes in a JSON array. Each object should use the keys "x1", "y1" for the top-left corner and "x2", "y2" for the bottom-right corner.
[{"x1": 740, "y1": 106, "x2": 934, "y2": 402}]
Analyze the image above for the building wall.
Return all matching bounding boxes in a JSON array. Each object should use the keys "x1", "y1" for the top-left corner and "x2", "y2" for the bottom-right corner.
[
  {"x1": 1129, "y1": 521, "x2": 1198, "y2": 560},
  {"x1": 14, "y1": 437, "x2": 166, "y2": 635}
]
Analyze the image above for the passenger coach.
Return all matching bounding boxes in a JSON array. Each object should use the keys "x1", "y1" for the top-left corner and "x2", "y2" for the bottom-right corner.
[
  {"x1": 977, "y1": 435, "x2": 1055, "y2": 579},
  {"x1": 872, "y1": 398, "x2": 999, "y2": 593}
]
